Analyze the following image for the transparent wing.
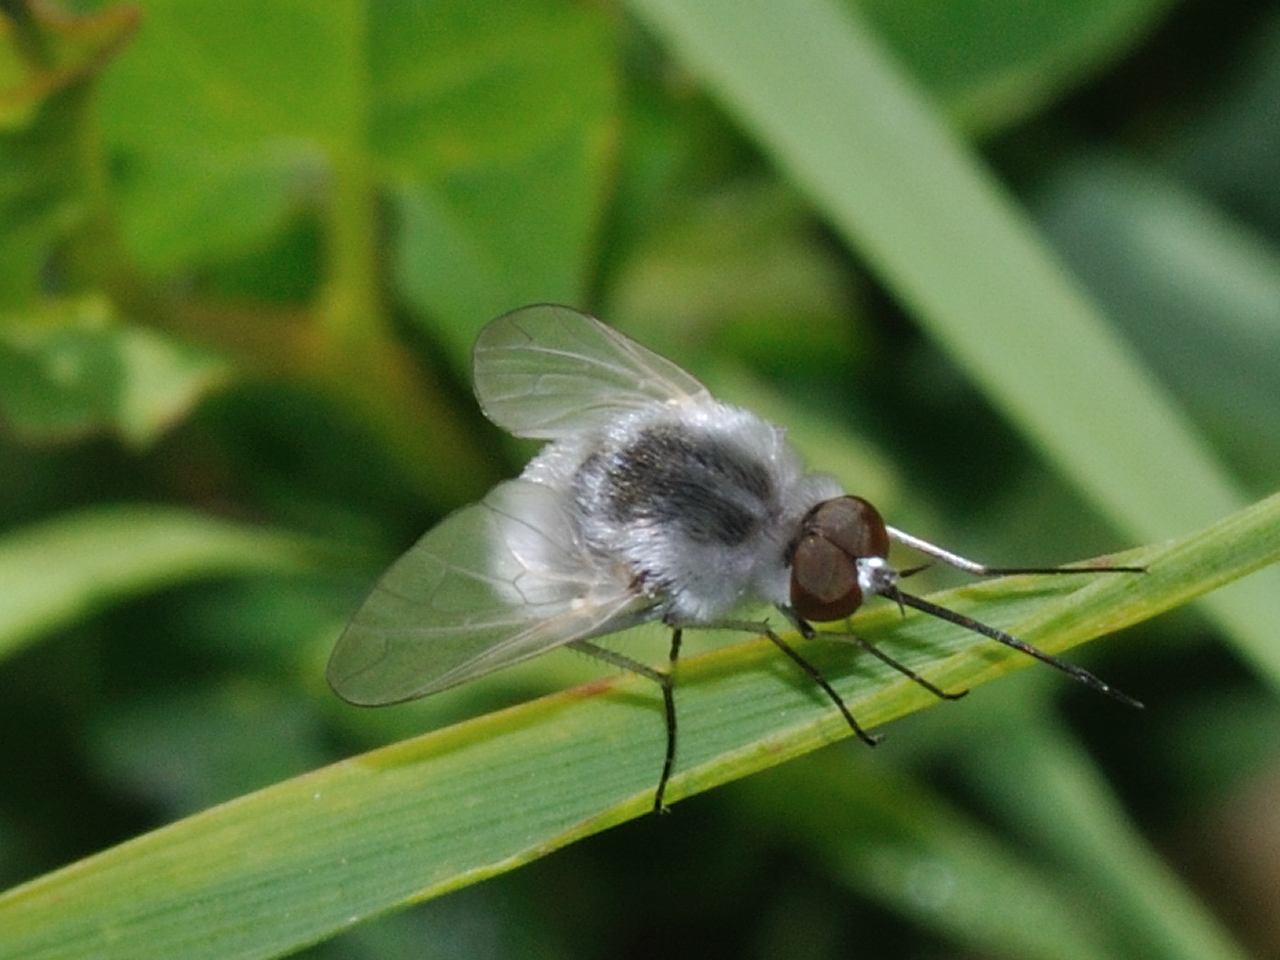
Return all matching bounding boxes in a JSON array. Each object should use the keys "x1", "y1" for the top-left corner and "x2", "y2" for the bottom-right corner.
[
  {"x1": 472, "y1": 303, "x2": 711, "y2": 439},
  {"x1": 328, "y1": 480, "x2": 652, "y2": 705}
]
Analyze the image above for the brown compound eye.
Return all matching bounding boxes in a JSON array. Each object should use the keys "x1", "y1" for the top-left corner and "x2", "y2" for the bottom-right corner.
[
  {"x1": 790, "y1": 533, "x2": 864, "y2": 622},
  {"x1": 791, "y1": 495, "x2": 893, "y2": 622},
  {"x1": 805, "y1": 496, "x2": 890, "y2": 560}
]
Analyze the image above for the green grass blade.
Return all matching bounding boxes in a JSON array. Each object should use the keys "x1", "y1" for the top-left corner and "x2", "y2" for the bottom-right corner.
[
  {"x1": 1, "y1": 494, "x2": 1275, "y2": 960},
  {"x1": 620, "y1": 0, "x2": 1280, "y2": 682},
  {"x1": 0, "y1": 505, "x2": 317, "y2": 662}
]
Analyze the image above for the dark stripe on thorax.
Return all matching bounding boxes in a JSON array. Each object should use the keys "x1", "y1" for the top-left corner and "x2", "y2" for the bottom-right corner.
[{"x1": 588, "y1": 424, "x2": 775, "y2": 546}]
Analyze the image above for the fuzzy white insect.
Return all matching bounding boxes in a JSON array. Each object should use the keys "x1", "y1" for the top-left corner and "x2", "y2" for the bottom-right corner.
[{"x1": 329, "y1": 305, "x2": 1141, "y2": 811}]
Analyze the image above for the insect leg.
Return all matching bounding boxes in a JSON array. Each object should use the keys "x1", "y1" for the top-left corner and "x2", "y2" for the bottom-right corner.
[
  {"x1": 885, "y1": 526, "x2": 1145, "y2": 576},
  {"x1": 569, "y1": 637, "x2": 679, "y2": 814},
  {"x1": 893, "y1": 590, "x2": 1144, "y2": 709},
  {"x1": 705, "y1": 619, "x2": 880, "y2": 747},
  {"x1": 846, "y1": 633, "x2": 966, "y2": 700},
  {"x1": 776, "y1": 605, "x2": 966, "y2": 702},
  {"x1": 658, "y1": 628, "x2": 683, "y2": 810}
]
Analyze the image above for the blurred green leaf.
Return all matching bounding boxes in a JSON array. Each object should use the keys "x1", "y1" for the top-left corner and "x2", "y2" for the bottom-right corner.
[
  {"x1": 165, "y1": 579, "x2": 351, "y2": 675},
  {"x1": 606, "y1": 180, "x2": 858, "y2": 376},
  {"x1": 1153, "y1": 689, "x2": 1280, "y2": 817},
  {"x1": 91, "y1": 682, "x2": 330, "y2": 817},
  {"x1": 623, "y1": 0, "x2": 1280, "y2": 685},
  {"x1": 78, "y1": 0, "x2": 613, "y2": 508},
  {"x1": 379, "y1": 0, "x2": 617, "y2": 359},
  {"x1": 738, "y1": 754, "x2": 1127, "y2": 960},
  {"x1": 98, "y1": 0, "x2": 616, "y2": 355},
  {"x1": 0, "y1": 1, "x2": 138, "y2": 128},
  {"x1": 96, "y1": 1, "x2": 358, "y2": 274},
  {"x1": 111, "y1": 148, "x2": 305, "y2": 272},
  {"x1": 2, "y1": 491, "x2": 1275, "y2": 960},
  {"x1": 1171, "y1": 11, "x2": 1280, "y2": 233},
  {"x1": 0, "y1": 504, "x2": 317, "y2": 662},
  {"x1": 0, "y1": 297, "x2": 228, "y2": 446},
  {"x1": 958, "y1": 714, "x2": 1250, "y2": 960},
  {"x1": 858, "y1": 0, "x2": 1176, "y2": 134},
  {"x1": 0, "y1": 96, "x2": 82, "y2": 306},
  {"x1": 305, "y1": 885, "x2": 562, "y2": 960},
  {"x1": 0, "y1": 3, "x2": 137, "y2": 305},
  {"x1": 1038, "y1": 155, "x2": 1280, "y2": 488}
]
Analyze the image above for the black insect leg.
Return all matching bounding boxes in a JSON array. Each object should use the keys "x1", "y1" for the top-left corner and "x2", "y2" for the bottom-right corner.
[
  {"x1": 892, "y1": 590, "x2": 1144, "y2": 709},
  {"x1": 776, "y1": 606, "x2": 967, "y2": 702},
  {"x1": 848, "y1": 633, "x2": 968, "y2": 700},
  {"x1": 569, "y1": 632, "x2": 682, "y2": 814},
  {"x1": 659, "y1": 628, "x2": 682, "y2": 809},
  {"x1": 707, "y1": 618, "x2": 880, "y2": 747}
]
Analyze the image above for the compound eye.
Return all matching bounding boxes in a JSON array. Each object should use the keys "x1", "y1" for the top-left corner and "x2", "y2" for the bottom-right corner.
[
  {"x1": 806, "y1": 496, "x2": 890, "y2": 559},
  {"x1": 790, "y1": 534, "x2": 864, "y2": 622}
]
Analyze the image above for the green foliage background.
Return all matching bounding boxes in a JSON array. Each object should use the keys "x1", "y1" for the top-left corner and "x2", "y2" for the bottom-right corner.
[{"x1": 1, "y1": 0, "x2": 1278, "y2": 957}]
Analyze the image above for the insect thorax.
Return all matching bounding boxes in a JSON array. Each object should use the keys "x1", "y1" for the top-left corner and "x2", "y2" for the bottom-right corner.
[{"x1": 562, "y1": 404, "x2": 830, "y2": 622}]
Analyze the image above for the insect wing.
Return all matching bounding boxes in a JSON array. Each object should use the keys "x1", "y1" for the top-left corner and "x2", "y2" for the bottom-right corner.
[
  {"x1": 472, "y1": 304, "x2": 711, "y2": 439},
  {"x1": 328, "y1": 480, "x2": 649, "y2": 705}
]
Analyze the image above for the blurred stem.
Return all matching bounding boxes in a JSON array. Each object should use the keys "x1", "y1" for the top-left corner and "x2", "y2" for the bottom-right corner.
[
  {"x1": 161, "y1": 296, "x2": 498, "y2": 507},
  {"x1": 307, "y1": 7, "x2": 498, "y2": 506},
  {"x1": 323, "y1": 334, "x2": 501, "y2": 507},
  {"x1": 310, "y1": 152, "x2": 497, "y2": 505},
  {"x1": 957, "y1": 712, "x2": 1250, "y2": 960},
  {"x1": 318, "y1": 0, "x2": 380, "y2": 356},
  {"x1": 59, "y1": 63, "x2": 133, "y2": 298},
  {"x1": 319, "y1": 150, "x2": 384, "y2": 354}
]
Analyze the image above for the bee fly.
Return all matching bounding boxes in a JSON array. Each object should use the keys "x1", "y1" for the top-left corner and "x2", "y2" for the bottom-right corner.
[{"x1": 329, "y1": 305, "x2": 1142, "y2": 811}]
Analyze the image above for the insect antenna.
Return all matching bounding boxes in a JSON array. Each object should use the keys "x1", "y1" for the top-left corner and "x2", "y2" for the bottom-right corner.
[{"x1": 892, "y1": 589, "x2": 1143, "y2": 709}]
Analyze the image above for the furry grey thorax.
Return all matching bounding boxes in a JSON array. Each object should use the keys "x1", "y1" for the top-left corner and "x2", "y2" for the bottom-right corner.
[{"x1": 521, "y1": 398, "x2": 843, "y2": 624}]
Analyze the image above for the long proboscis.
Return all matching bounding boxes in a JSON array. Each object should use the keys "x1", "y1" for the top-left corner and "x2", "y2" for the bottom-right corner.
[
  {"x1": 893, "y1": 589, "x2": 1144, "y2": 709},
  {"x1": 969, "y1": 564, "x2": 1147, "y2": 576}
]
